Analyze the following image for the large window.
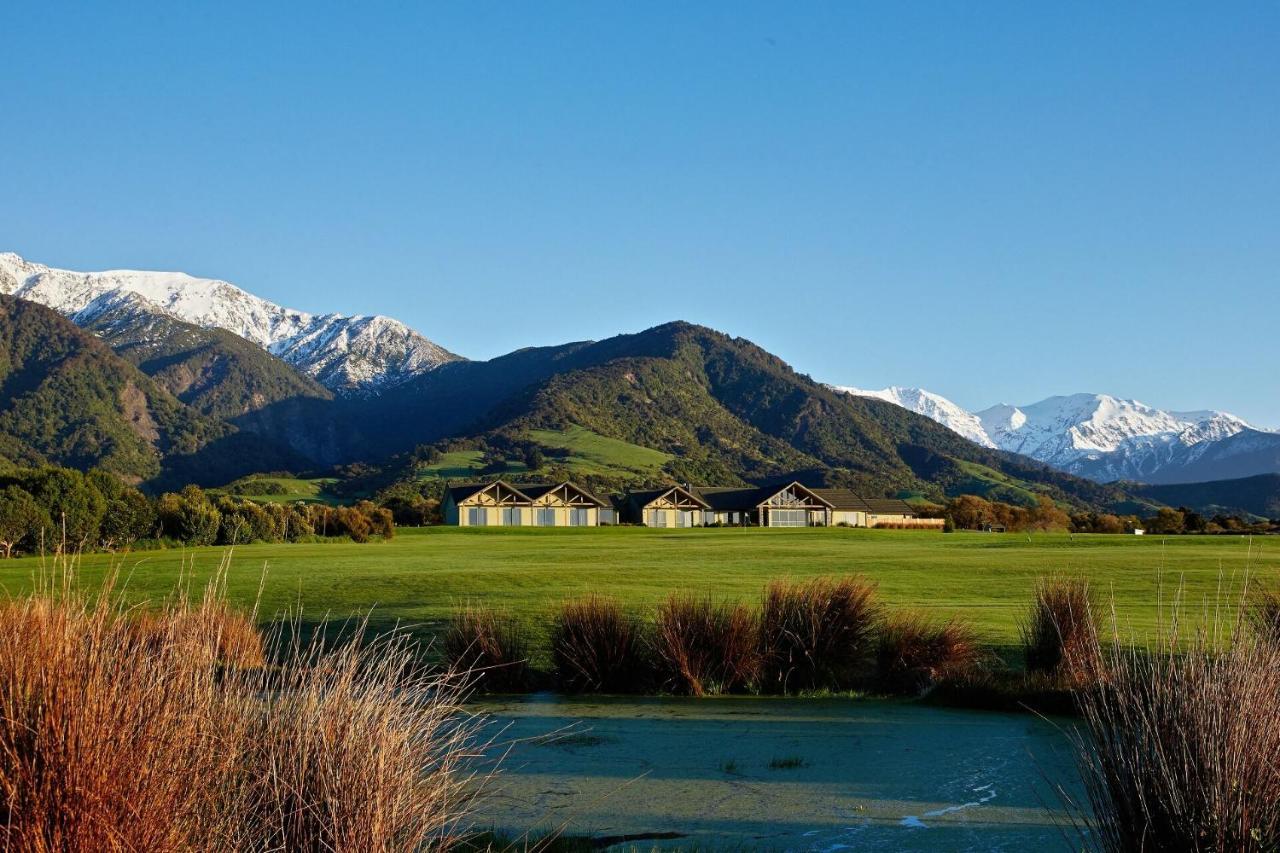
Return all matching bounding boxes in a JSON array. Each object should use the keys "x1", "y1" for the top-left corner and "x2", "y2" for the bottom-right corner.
[
  {"x1": 536, "y1": 508, "x2": 557, "y2": 527},
  {"x1": 647, "y1": 509, "x2": 667, "y2": 528},
  {"x1": 501, "y1": 507, "x2": 521, "y2": 526},
  {"x1": 467, "y1": 507, "x2": 487, "y2": 526},
  {"x1": 569, "y1": 508, "x2": 590, "y2": 527},
  {"x1": 769, "y1": 509, "x2": 806, "y2": 527},
  {"x1": 676, "y1": 511, "x2": 698, "y2": 528}
]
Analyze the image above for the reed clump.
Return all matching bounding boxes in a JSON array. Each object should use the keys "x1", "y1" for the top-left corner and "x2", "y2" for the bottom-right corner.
[
  {"x1": 1022, "y1": 576, "x2": 1098, "y2": 683},
  {"x1": 759, "y1": 576, "x2": 880, "y2": 693},
  {"x1": 651, "y1": 593, "x2": 760, "y2": 696},
  {"x1": 876, "y1": 610, "x2": 980, "y2": 695},
  {"x1": 0, "y1": 559, "x2": 479, "y2": 852},
  {"x1": 550, "y1": 595, "x2": 649, "y2": 693},
  {"x1": 1071, "y1": 620, "x2": 1280, "y2": 851},
  {"x1": 443, "y1": 604, "x2": 530, "y2": 692}
]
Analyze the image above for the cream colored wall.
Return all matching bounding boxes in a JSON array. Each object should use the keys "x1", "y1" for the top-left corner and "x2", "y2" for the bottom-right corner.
[
  {"x1": 456, "y1": 504, "x2": 533, "y2": 526},
  {"x1": 831, "y1": 510, "x2": 866, "y2": 527}
]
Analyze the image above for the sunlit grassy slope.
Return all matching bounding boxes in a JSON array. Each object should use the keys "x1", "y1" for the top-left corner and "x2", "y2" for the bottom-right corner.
[{"x1": 1, "y1": 528, "x2": 1270, "y2": 657}]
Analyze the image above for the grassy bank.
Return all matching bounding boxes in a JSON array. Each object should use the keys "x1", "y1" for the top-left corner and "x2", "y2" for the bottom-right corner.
[{"x1": 0, "y1": 527, "x2": 1269, "y2": 659}]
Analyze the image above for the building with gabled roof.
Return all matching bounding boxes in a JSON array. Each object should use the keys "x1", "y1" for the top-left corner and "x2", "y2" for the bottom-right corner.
[{"x1": 442, "y1": 479, "x2": 607, "y2": 526}]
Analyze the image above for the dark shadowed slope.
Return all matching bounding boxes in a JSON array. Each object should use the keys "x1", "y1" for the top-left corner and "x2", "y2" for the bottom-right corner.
[{"x1": 0, "y1": 296, "x2": 308, "y2": 486}]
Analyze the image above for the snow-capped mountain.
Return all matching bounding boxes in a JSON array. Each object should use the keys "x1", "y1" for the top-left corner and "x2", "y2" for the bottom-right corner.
[
  {"x1": 835, "y1": 385, "x2": 1277, "y2": 484},
  {"x1": 0, "y1": 252, "x2": 459, "y2": 393},
  {"x1": 833, "y1": 386, "x2": 997, "y2": 448}
]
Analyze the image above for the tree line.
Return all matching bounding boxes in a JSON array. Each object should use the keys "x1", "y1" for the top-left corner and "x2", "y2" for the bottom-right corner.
[
  {"x1": 941, "y1": 493, "x2": 1275, "y2": 535},
  {"x1": 0, "y1": 466, "x2": 394, "y2": 558}
]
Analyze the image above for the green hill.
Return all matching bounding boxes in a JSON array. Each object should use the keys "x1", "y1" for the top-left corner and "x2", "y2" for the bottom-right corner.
[
  {"x1": 1133, "y1": 474, "x2": 1280, "y2": 520},
  {"x1": 0, "y1": 296, "x2": 308, "y2": 487},
  {"x1": 365, "y1": 322, "x2": 1137, "y2": 509}
]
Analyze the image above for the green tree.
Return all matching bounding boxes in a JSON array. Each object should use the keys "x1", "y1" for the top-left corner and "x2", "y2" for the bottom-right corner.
[
  {"x1": 100, "y1": 487, "x2": 158, "y2": 547},
  {"x1": 0, "y1": 486, "x2": 52, "y2": 558},
  {"x1": 23, "y1": 467, "x2": 107, "y2": 546},
  {"x1": 157, "y1": 486, "x2": 221, "y2": 545}
]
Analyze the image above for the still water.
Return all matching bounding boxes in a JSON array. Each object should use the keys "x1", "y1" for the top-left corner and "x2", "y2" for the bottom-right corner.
[{"x1": 470, "y1": 694, "x2": 1085, "y2": 851}]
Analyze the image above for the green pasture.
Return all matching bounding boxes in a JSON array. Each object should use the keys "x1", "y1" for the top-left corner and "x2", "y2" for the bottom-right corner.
[
  {"x1": 1, "y1": 528, "x2": 1272, "y2": 659},
  {"x1": 210, "y1": 476, "x2": 339, "y2": 504}
]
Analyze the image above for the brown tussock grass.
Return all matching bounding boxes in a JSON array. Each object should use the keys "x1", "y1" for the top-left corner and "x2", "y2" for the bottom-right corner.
[
  {"x1": 443, "y1": 604, "x2": 530, "y2": 693},
  {"x1": 1022, "y1": 576, "x2": 1099, "y2": 684},
  {"x1": 1069, "y1": 588, "x2": 1280, "y2": 852},
  {"x1": 651, "y1": 593, "x2": 760, "y2": 696},
  {"x1": 876, "y1": 610, "x2": 981, "y2": 695},
  {"x1": 550, "y1": 595, "x2": 649, "y2": 694},
  {"x1": 759, "y1": 576, "x2": 880, "y2": 693},
  {"x1": 0, "y1": 554, "x2": 481, "y2": 852}
]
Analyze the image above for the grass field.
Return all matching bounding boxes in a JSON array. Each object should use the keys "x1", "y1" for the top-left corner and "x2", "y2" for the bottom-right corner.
[
  {"x1": 211, "y1": 476, "x2": 340, "y2": 504},
  {"x1": 526, "y1": 426, "x2": 673, "y2": 478},
  {"x1": 1, "y1": 528, "x2": 1272, "y2": 661}
]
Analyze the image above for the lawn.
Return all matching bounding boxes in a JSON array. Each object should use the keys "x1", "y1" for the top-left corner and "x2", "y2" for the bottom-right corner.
[
  {"x1": 526, "y1": 426, "x2": 673, "y2": 479},
  {"x1": 1, "y1": 528, "x2": 1272, "y2": 660},
  {"x1": 210, "y1": 476, "x2": 340, "y2": 504}
]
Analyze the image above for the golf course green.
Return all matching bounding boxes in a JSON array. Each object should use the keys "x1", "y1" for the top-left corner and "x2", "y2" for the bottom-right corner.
[{"x1": 0, "y1": 527, "x2": 1271, "y2": 655}]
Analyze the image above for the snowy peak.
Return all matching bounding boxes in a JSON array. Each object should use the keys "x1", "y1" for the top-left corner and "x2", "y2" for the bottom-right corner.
[
  {"x1": 0, "y1": 252, "x2": 458, "y2": 393},
  {"x1": 974, "y1": 393, "x2": 1252, "y2": 469},
  {"x1": 832, "y1": 383, "x2": 1265, "y2": 483},
  {"x1": 833, "y1": 385, "x2": 996, "y2": 448}
]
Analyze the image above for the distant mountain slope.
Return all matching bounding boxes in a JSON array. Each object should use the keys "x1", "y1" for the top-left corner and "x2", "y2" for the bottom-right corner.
[
  {"x1": 73, "y1": 291, "x2": 344, "y2": 463},
  {"x1": 1133, "y1": 474, "x2": 1280, "y2": 520},
  {"x1": 834, "y1": 385, "x2": 1271, "y2": 484},
  {"x1": 76, "y1": 290, "x2": 333, "y2": 420},
  {"x1": 834, "y1": 386, "x2": 995, "y2": 447},
  {"x1": 0, "y1": 252, "x2": 459, "y2": 394},
  {"x1": 0, "y1": 296, "x2": 307, "y2": 486},
  {"x1": 368, "y1": 322, "x2": 1134, "y2": 508}
]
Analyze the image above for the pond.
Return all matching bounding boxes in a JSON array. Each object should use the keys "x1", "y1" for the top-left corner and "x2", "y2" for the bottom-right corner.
[{"x1": 469, "y1": 695, "x2": 1086, "y2": 851}]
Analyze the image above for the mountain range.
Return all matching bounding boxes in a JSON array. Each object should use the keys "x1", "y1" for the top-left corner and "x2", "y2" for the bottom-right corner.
[
  {"x1": 0, "y1": 251, "x2": 1275, "y2": 517},
  {"x1": 0, "y1": 253, "x2": 458, "y2": 394},
  {"x1": 835, "y1": 386, "x2": 1280, "y2": 486}
]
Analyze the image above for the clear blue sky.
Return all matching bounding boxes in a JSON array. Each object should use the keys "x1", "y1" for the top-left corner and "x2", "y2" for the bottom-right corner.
[{"x1": 3, "y1": 3, "x2": 1278, "y2": 425}]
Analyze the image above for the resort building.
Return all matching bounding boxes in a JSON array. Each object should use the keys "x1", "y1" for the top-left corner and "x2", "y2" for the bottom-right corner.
[
  {"x1": 442, "y1": 478, "x2": 937, "y2": 529},
  {"x1": 619, "y1": 481, "x2": 930, "y2": 528},
  {"x1": 442, "y1": 480, "x2": 608, "y2": 526}
]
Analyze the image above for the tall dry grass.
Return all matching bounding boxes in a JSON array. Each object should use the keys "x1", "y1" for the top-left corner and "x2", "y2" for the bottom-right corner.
[
  {"x1": 0, "y1": 556, "x2": 481, "y2": 852},
  {"x1": 443, "y1": 604, "x2": 530, "y2": 693},
  {"x1": 650, "y1": 594, "x2": 760, "y2": 696},
  {"x1": 875, "y1": 610, "x2": 980, "y2": 695},
  {"x1": 759, "y1": 576, "x2": 880, "y2": 693},
  {"x1": 550, "y1": 595, "x2": 648, "y2": 693},
  {"x1": 1070, "y1": 602, "x2": 1280, "y2": 852},
  {"x1": 1022, "y1": 576, "x2": 1098, "y2": 682}
]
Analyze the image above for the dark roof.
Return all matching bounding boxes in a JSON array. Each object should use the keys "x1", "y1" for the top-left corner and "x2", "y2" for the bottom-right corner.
[
  {"x1": 447, "y1": 480, "x2": 607, "y2": 506},
  {"x1": 444, "y1": 482, "x2": 514, "y2": 504},
  {"x1": 863, "y1": 498, "x2": 917, "y2": 515},
  {"x1": 519, "y1": 481, "x2": 607, "y2": 506},
  {"x1": 693, "y1": 487, "x2": 767, "y2": 511},
  {"x1": 626, "y1": 485, "x2": 710, "y2": 509},
  {"x1": 810, "y1": 488, "x2": 872, "y2": 511}
]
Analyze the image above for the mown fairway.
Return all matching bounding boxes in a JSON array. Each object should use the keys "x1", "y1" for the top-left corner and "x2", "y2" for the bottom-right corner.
[{"x1": 0, "y1": 528, "x2": 1272, "y2": 656}]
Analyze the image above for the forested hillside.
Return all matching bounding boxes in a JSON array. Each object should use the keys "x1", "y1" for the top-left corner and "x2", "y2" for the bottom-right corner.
[{"x1": 0, "y1": 297, "x2": 307, "y2": 486}]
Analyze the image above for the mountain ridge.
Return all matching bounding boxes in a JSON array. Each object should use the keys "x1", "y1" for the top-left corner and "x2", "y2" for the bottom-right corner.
[
  {"x1": 835, "y1": 385, "x2": 1277, "y2": 485},
  {"x1": 0, "y1": 252, "x2": 459, "y2": 394}
]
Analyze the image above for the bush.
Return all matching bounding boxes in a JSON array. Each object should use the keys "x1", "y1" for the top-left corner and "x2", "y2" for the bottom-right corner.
[
  {"x1": 1072, "y1": 625, "x2": 1280, "y2": 851},
  {"x1": 759, "y1": 576, "x2": 880, "y2": 693},
  {"x1": 0, "y1": 562, "x2": 478, "y2": 850},
  {"x1": 1022, "y1": 576, "x2": 1098, "y2": 683},
  {"x1": 651, "y1": 594, "x2": 760, "y2": 696},
  {"x1": 876, "y1": 610, "x2": 980, "y2": 695},
  {"x1": 550, "y1": 595, "x2": 649, "y2": 693},
  {"x1": 1248, "y1": 587, "x2": 1280, "y2": 642},
  {"x1": 443, "y1": 605, "x2": 530, "y2": 692}
]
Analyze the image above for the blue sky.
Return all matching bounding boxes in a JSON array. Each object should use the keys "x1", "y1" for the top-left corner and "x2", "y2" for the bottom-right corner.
[{"x1": 3, "y1": 3, "x2": 1278, "y2": 425}]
